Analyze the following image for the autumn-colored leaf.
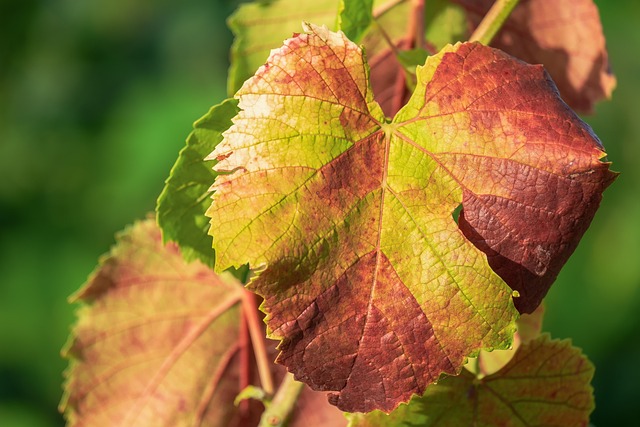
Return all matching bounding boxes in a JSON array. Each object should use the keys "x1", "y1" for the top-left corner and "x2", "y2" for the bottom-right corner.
[
  {"x1": 156, "y1": 99, "x2": 239, "y2": 267},
  {"x1": 453, "y1": 0, "x2": 616, "y2": 113},
  {"x1": 60, "y1": 218, "x2": 345, "y2": 426},
  {"x1": 60, "y1": 218, "x2": 250, "y2": 426},
  {"x1": 208, "y1": 24, "x2": 615, "y2": 413},
  {"x1": 347, "y1": 334, "x2": 595, "y2": 426}
]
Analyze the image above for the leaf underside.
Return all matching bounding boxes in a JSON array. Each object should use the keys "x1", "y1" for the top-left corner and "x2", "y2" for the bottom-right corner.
[{"x1": 347, "y1": 334, "x2": 595, "y2": 426}]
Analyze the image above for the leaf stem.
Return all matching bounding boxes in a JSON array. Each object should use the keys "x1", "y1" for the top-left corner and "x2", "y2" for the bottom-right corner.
[
  {"x1": 258, "y1": 373, "x2": 305, "y2": 427},
  {"x1": 238, "y1": 305, "x2": 251, "y2": 415},
  {"x1": 468, "y1": 0, "x2": 520, "y2": 45},
  {"x1": 242, "y1": 290, "x2": 274, "y2": 395},
  {"x1": 411, "y1": 0, "x2": 426, "y2": 49}
]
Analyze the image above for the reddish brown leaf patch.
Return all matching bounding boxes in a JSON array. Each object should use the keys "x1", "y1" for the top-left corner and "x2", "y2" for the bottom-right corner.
[
  {"x1": 454, "y1": 0, "x2": 616, "y2": 112},
  {"x1": 397, "y1": 42, "x2": 617, "y2": 313}
]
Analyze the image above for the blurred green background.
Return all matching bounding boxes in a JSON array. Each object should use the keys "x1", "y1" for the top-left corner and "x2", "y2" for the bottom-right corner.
[{"x1": 0, "y1": 0, "x2": 637, "y2": 426}]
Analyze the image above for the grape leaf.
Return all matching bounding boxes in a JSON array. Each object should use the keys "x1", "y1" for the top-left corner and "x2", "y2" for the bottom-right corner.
[
  {"x1": 347, "y1": 334, "x2": 595, "y2": 426},
  {"x1": 60, "y1": 218, "x2": 251, "y2": 426},
  {"x1": 339, "y1": 0, "x2": 374, "y2": 43},
  {"x1": 452, "y1": 0, "x2": 616, "y2": 113},
  {"x1": 424, "y1": 0, "x2": 468, "y2": 51},
  {"x1": 156, "y1": 99, "x2": 239, "y2": 267},
  {"x1": 208, "y1": 24, "x2": 614, "y2": 412},
  {"x1": 227, "y1": 0, "x2": 341, "y2": 95},
  {"x1": 61, "y1": 218, "x2": 345, "y2": 427}
]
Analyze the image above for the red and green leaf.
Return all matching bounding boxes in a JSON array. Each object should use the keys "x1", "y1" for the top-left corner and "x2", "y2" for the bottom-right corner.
[
  {"x1": 207, "y1": 24, "x2": 613, "y2": 412},
  {"x1": 61, "y1": 219, "x2": 246, "y2": 426},
  {"x1": 347, "y1": 334, "x2": 595, "y2": 426}
]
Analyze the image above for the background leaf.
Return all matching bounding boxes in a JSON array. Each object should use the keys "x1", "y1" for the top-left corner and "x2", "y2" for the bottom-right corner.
[
  {"x1": 361, "y1": 0, "x2": 412, "y2": 116},
  {"x1": 424, "y1": 0, "x2": 468, "y2": 50},
  {"x1": 61, "y1": 217, "x2": 345, "y2": 426},
  {"x1": 452, "y1": 0, "x2": 616, "y2": 113},
  {"x1": 227, "y1": 0, "x2": 341, "y2": 95},
  {"x1": 339, "y1": 0, "x2": 374, "y2": 43},
  {"x1": 61, "y1": 218, "x2": 248, "y2": 426},
  {"x1": 347, "y1": 334, "x2": 595, "y2": 426},
  {"x1": 156, "y1": 98, "x2": 239, "y2": 267}
]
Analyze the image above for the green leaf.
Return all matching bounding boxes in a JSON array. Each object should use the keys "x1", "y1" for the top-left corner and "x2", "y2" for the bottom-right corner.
[
  {"x1": 156, "y1": 99, "x2": 238, "y2": 267},
  {"x1": 347, "y1": 334, "x2": 595, "y2": 426},
  {"x1": 60, "y1": 218, "x2": 247, "y2": 427},
  {"x1": 396, "y1": 48, "x2": 429, "y2": 70},
  {"x1": 339, "y1": 0, "x2": 374, "y2": 42},
  {"x1": 208, "y1": 25, "x2": 614, "y2": 412},
  {"x1": 424, "y1": 0, "x2": 468, "y2": 49},
  {"x1": 227, "y1": 0, "x2": 341, "y2": 95}
]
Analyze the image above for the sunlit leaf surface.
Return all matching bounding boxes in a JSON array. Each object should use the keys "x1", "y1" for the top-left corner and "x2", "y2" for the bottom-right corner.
[{"x1": 207, "y1": 24, "x2": 614, "y2": 412}]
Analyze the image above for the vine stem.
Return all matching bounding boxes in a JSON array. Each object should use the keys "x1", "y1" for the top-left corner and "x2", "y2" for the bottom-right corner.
[
  {"x1": 469, "y1": 0, "x2": 520, "y2": 45},
  {"x1": 411, "y1": 0, "x2": 425, "y2": 50},
  {"x1": 242, "y1": 290, "x2": 274, "y2": 395},
  {"x1": 238, "y1": 306, "x2": 250, "y2": 415},
  {"x1": 258, "y1": 373, "x2": 305, "y2": 427}
]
